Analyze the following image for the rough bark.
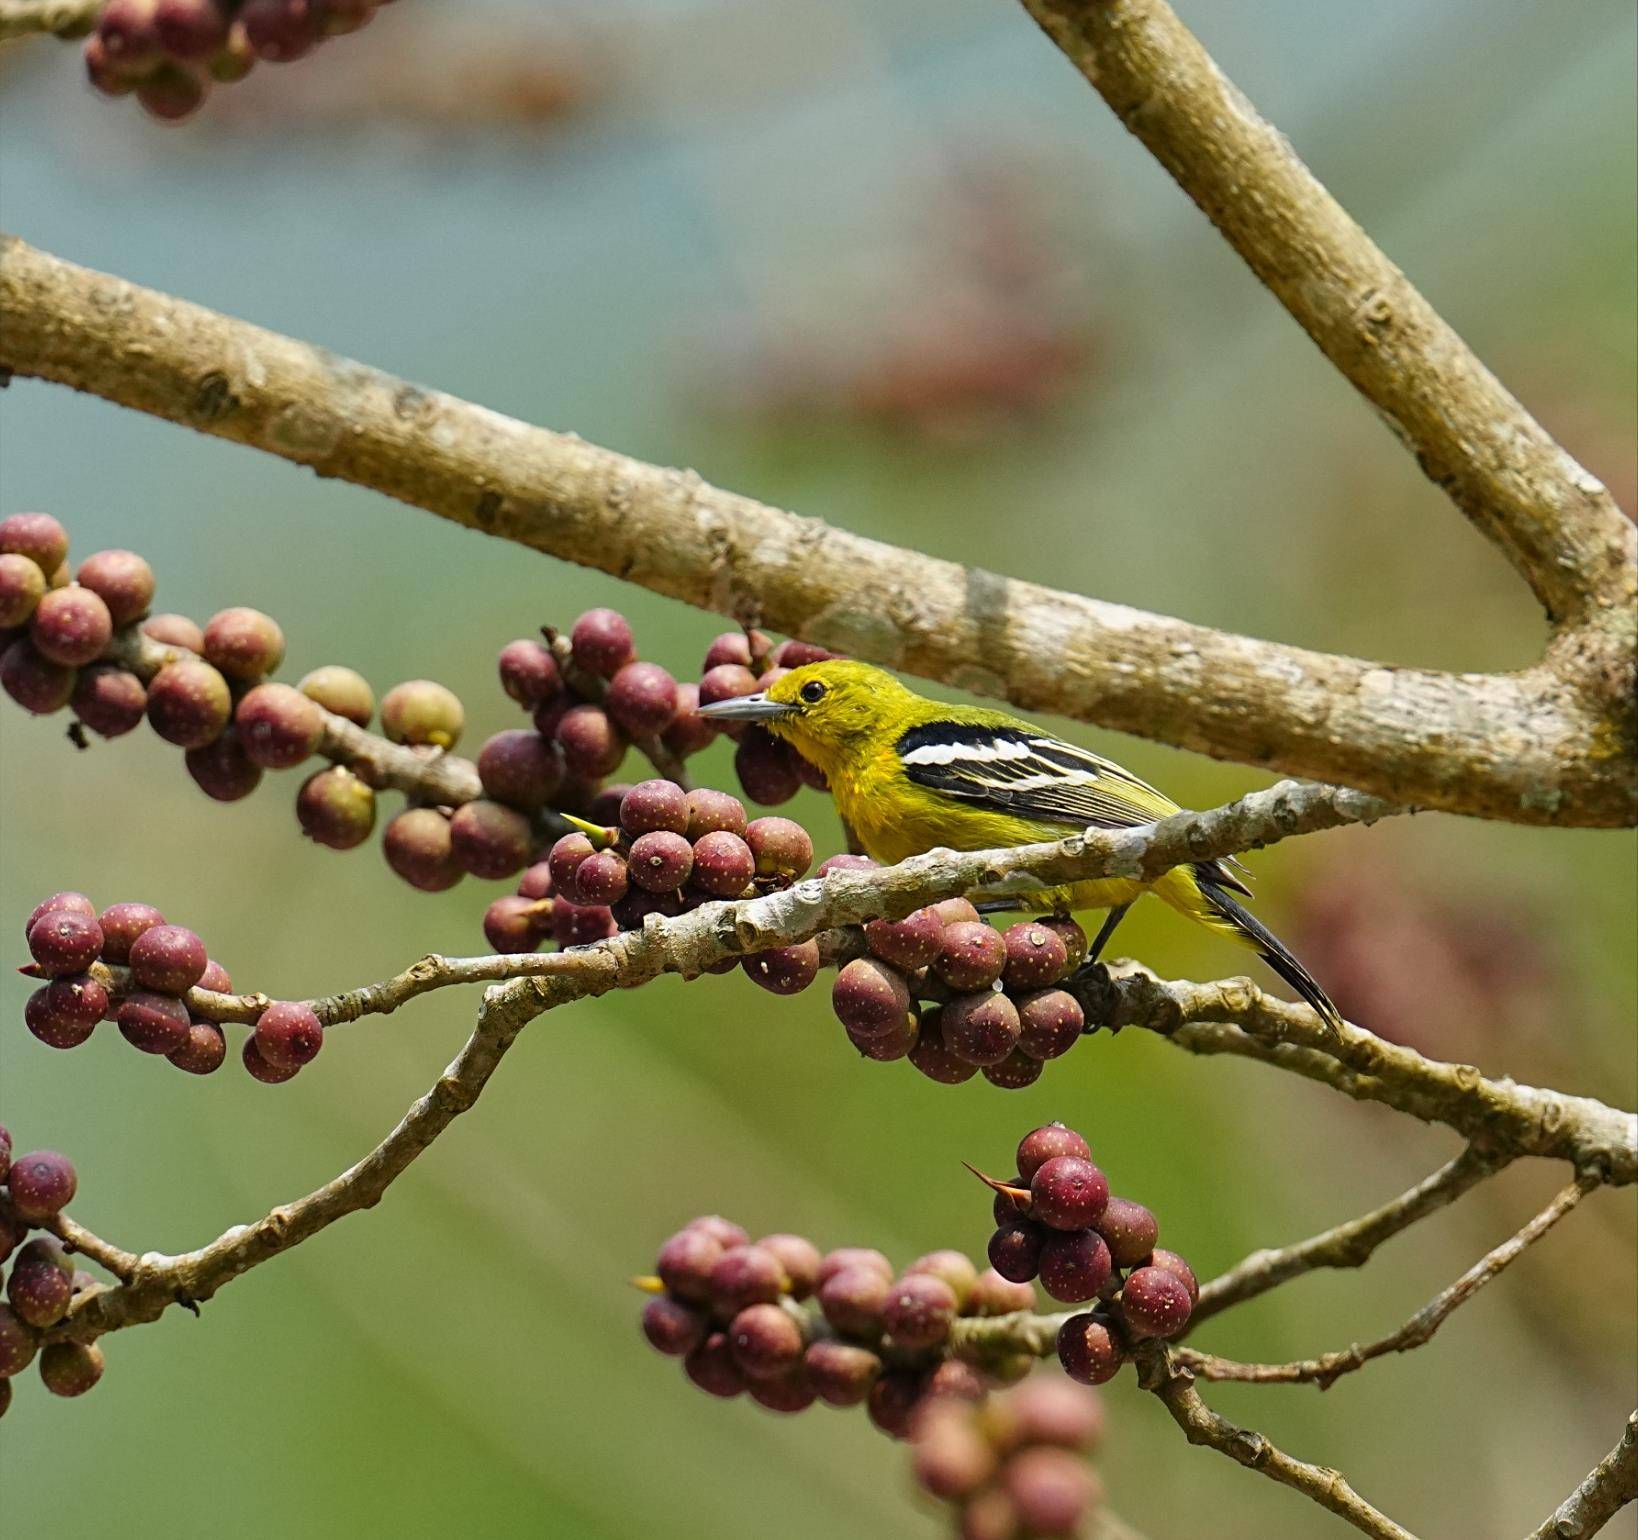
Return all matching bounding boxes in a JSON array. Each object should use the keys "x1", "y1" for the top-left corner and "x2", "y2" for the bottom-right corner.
[
  {"x1": 2, "y1": 234, "x2": 1631, "y2": 826},
  {"x1": 1016, "y1": 0, "x2": 1634, "y2": 628}
]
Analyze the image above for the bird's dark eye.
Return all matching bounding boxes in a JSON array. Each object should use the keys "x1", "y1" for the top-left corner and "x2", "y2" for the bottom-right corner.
[{"x1": 800, "y1": 680, "x2": 827, "y2": 704}]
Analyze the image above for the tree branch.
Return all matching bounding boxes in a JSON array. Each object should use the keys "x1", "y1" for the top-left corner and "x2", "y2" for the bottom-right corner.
[
  {"x1": 105, "y1": 623, "x2": 495, "y2": 806},
  {"x1": 1, "y1": 233, "x2": 1630, "y2": 827},
  {"x1": 1526, "y1": 1412, "x2": 1638, "y2": 1540},
  {"x1": 1178, "y1": 1175, "x2": 1594, "y2": 1387},
  {"x1": 1136, "y1": 1347, "x2": 1417, "y2": 1540},
  {"x1": 25, "y1": 777, "x2": 1625, "y2": 1350},
  {"x1": 43, "y1": 965, "x2": 565, "y2": 1344},
  {"x1": 1191, "y1": 1143, "x2": 1509, "y2": 1324},
  {"x1": 42, "y1": 1210, "x2": 142, "y2": 1283},
  {"x1": 1090, "y1": 967, "x2": 1637, "y2": 1183},
  {"x1": 38, "y1": 777, "x2": 1383, "y2": 1342},
  {"x1": 818, "y1": 1298, "x2": 1415, "y2": 1535},
  {"x1": 0, "y1": 0, "x2": 99, "y2": 41},
  {"x1": 1015, "y1": 0, "x2": 1634, "y2": 629}
]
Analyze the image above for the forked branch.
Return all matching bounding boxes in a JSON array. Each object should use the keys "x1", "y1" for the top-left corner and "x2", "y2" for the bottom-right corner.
[
  {"x1": 1177, "y1": 1176, "x2": 1595, "y2": 1386},
  {"x1": 41, "y1": 782, "x2": 1634, "y2": 1350},
  {"x1": 1136, "y1": 1347, "x2": 1416, "y2": 1540},
  {"x1": 1190, "y1": 1143, "x2": 1508, "y2": 1324}
]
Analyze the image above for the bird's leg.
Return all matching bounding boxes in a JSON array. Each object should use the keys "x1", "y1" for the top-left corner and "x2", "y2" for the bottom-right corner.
[
  {"x1": 1066, "y1": 904, "x2": 1133, "y2": 1035},
  {"x1": 1085, "y1": 903, "x2": 1131, "y2": 965}
]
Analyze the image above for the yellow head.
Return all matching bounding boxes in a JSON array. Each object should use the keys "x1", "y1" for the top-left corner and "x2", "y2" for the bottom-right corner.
[{"x1": 696, "y1": 658, "x2": 912, "y2": 779}]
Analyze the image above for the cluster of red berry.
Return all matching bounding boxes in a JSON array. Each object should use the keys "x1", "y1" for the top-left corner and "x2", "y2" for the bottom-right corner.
[
  {"x1": 832, "y1": 894, "x2": 1089, "y2": 1089},
  {"x1": 977, "y1": 1125, "x2": 1198, "y2": 1385},
  {"x1": 1, "y1": 514, "x2": 153, "y2": 723},
  {"x1": 531, "y1": 781, "x2": 823, "y2": 969},
  {"x1": 694, "y1": 629, "x2": 837, "y2": 804},
  {"x1": 22, "y1": 889, "x2": 324, "y2": 1083},
  {"x1": 0, "y1": 1137, "x2": 102, "y2": 1413},
  {"x1": 85, "y1": 0, "x2": 396, "y2": 123},
  {"x1": 3, "y1": 512, "x2": 829, "y2": 905},
  {"x1": 640, "y1": 1217, "x2": 1038, "y2": 1434},
  {"x1": 636, "y1": 1122, "x2": 1202, "y2": 1524},
  {"x1": 913, "y1": 1378, "x2": 1106, "y2": 1539}
]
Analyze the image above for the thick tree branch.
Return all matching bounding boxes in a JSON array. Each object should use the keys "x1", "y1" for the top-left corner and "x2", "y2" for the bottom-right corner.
[
  {"x1": 1, "y1": 234, "x2": 1631, "y2": 827},
  {"x1": 1191, "y1": 1144, "x2": 1508, "y2": 1324},
  {"x1": 1015, "y1": 0, "x2": 1635, "y2": 630},
  {"x1": 1178, "y1": 1175, "x2": 1594, "y2": 1386},
  {"x1": 1526, "y1": 1413, "x2": 1638, "y2": 1540},
  {"x1": 0, "y1": 0, "x2": 99, "y2": 41},
  {"x1": 1135, "y1": 1348, "x2": 1416, "y2": 1540}
]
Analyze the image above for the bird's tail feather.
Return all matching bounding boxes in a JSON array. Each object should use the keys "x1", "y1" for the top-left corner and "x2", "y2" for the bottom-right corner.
[{"x1": 1174, "y1": 869, "x2": 1344, "y2": 1033}]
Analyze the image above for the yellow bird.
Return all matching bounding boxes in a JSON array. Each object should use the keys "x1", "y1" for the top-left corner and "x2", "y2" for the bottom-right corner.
[{"x1": 698, "y1": 658, "x2": 1341, "y2": 1028}]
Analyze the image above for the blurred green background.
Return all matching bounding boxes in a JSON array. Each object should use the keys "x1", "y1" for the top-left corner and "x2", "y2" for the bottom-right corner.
[{"x1": 1, "y1": 1, "x2": 1634, "y2": 1535}]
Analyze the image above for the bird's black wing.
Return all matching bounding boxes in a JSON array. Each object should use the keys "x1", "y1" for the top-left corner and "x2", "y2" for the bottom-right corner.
[
  {"x1": 895, "y1": 721, "x2": 1252, "y2": 893},
  {"x1": 895, "y1": 722, "x2": 1178, "y2": 827}
]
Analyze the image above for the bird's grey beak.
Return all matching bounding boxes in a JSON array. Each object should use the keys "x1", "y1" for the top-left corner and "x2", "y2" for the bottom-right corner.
[{"x1": 695, "y1": 692, "x2": 796, "y2": 722}]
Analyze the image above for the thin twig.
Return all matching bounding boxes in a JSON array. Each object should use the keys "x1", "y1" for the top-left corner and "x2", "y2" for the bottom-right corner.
[
  {"x1": 107, "y1": 622, "x2": 594, "y2": 832},
  {"x1": 1525, "y1": 1412, "x2": 1638, "y2": 1540},
  {"x1": 80, "y1": 928, "x2": 866, "y2": 1027},
  {"x1": 1179, "y1": 1176, "x2": 1595, "y2": 1387},
  {"x1": 43, "y1": 1211, "x2": 141, "y2": 1283},
  {"x1": 81, "y1": 949, "x2": 605, "y2": 1026},
  {"x1": 1191, "y1": 1144, "x2": 1509, "y2": 1324},
  {"x1": 1, "y1": 232, "x2": 1629, "y2": 826},
  {"x1": 43, "y1": 966, "x2": 568, "y2": 1345},
  {"x1": 949, "y1": 1308, "x2": 1074, "y2": 1361},
  {"x1": 105, "y1": 624, "x2": 491, "y2": 808},
  {"x1": 1136, "y1": 1347, "x2": 1419, "y2": 1540}
]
